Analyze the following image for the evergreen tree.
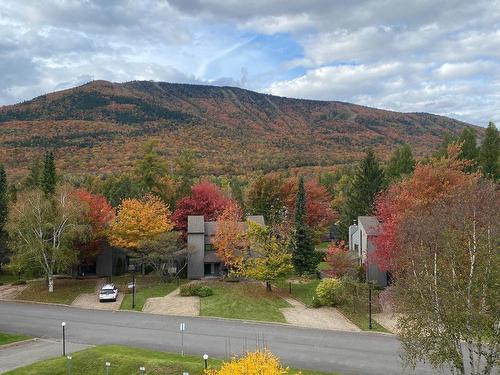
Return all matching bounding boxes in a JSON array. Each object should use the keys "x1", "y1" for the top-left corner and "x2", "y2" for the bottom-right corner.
[
  {"x1": 25, "y1": 158, "x2": 42, "y2": 188},
  {"x1": 479, "y1": 122, "x2": 499, "y2": 179},
  {"x1": 386, "y1": 144, "x2": 415, "y2": 181},
  {"x1": 41, "y1": 151, "x2": 57, "y2": 196},
  {"x1": 458, "y1": 127, "x2": 479, "y2": 172},
  {"x1": 291, "y1": 176, "x2": 319, "y2": 275},
  {"x1": 338, "y1": 149, "x2": 385, "y2": 240},
  {"x1": 135, "y1": 140, "x2": 168, "y2": 192}
]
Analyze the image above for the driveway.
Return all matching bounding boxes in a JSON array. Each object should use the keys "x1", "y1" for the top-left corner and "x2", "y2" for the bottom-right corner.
[
  {"x1": 0, "y1": 301, "x2": 437, "y2": 375},
  {"x1": 143, "y1": 288, "x2": 199, "y2": 316},
  {"x1": 0, "y1": 338, "x2": 91, "y2": 373},
  {"x1": 72, "y1": 293, "x2": 124, "y2": 311},
  {"x1": 281, "y1": 297, "x2": 360, "y2": 332}
]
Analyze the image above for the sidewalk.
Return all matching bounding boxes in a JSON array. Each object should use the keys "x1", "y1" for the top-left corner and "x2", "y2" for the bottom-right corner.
[{"x1": 0, "y1": 338, "x2": 91, "y2": 373}]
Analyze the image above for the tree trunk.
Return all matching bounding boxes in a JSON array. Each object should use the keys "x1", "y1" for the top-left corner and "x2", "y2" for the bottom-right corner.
[
  {"x1": 266, "y1": 281, "x2": 272, "y2": 292},
  {"x1": 48, "y1": 275, "x2": 54, "y2": 293}
]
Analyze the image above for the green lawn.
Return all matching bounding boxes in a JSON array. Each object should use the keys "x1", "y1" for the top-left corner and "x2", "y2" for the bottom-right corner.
[
  {"x1": 120, "y1": 282, "x2": 182, "y2": 311},
  {"x1": 15, "y1": 279, "x2": 97, "y2": 305},
  {"x1": 5, "y1": 345, "x2": 338, "y2": 375},
  {"x1": 0, "y1": 332, "x2": 30, "y2": 346},
  {"x1": 199, "y1": 281, "x2": 290, "y2": 323},
  {"x1": 275, "y1": 278, "x2": 321, "y2": 306}
]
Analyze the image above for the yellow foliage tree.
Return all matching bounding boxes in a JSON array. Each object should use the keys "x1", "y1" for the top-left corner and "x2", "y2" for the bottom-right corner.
[
  {"x1": 205, "y1": 350, "x2": 300, "y2": 375},
  {"x1": 109, "y1": 195, "x2": 173, "y2": 249},
  {"x1": 244, "y1": 221, "x2": 293, "y2": 291},
  {"x1": 212, "y1": 202, "x2": 248, "y2": 275}
]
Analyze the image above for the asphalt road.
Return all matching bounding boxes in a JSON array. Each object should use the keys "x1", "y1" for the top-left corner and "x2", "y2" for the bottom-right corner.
[{"x1": 0, "y1": 301, "x2": 437, "y2": 375}]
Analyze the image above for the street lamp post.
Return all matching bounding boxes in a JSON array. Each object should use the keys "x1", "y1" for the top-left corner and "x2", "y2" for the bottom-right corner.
[
  {"x1": 61, "y1": 322, "x2": 66, "y2": 356},
  {"x1": 128, "y1": 264, "x2": 136, "y2": 309},
  {"x1": 105, "y1": 361, "x2": 111, "y2": 375},
  {"x1": 368, "y1": 281, "x2": 373, "y2": 330},
  {"x1": 139, "y1": 366, "x2": 145, "y2": 375},
  {"x1": 203, "y1": 354, "x2": 209, "y2": 369}
]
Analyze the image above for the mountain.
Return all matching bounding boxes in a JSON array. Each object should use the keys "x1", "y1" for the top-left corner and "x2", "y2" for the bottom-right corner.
[{"x1": 0, "y1": 80, "x2": 476, "y2": 178}]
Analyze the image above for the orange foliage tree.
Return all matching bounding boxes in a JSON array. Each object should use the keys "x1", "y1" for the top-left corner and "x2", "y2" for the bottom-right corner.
[
  {"x1": 373, "y1": 144, "x2": 480, "y2": 271},
  {"x1": 212, "y1": 202, "x2": 248, "y2": 274},
  {"x1": 109, "y1": 194, "x2": 173, "y2": 249}
]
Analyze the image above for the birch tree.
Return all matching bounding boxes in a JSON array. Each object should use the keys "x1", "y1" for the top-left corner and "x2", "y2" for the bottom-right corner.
[
  {"x1": 6, "y1": 185, "x2": 89, "y2": 292},
  {"x1": 393, "y1": 180, "x2": 499, "y2": 374}
]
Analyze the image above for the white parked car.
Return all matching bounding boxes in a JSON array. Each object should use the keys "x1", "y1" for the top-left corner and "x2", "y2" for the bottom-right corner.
[{"x1": 99, "y1": 284, "x2": 118, "y2": 302}]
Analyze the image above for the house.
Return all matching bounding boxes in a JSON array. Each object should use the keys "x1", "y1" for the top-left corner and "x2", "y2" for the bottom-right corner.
[
  {"x1": 348, "y1": 216, "x2": 388, "y2": 287},
  {"x1": 75, "y1": 240, "x2": 129, "y2": 277},
  {"x1": 186, "y1": 215, "x2": 265, "y2": 279}
]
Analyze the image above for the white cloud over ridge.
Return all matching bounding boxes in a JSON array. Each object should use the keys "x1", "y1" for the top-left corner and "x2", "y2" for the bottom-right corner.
[{"x1": 0, "y1": 0, "x2": 499, "y2": 126}]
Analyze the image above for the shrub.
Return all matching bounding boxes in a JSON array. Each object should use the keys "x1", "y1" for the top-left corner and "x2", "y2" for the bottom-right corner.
[
  {"x1": 12, "y1": 279, "x2": 27, "y2": 285},
  {"x1": 205, "y1": 349, "x2": 299, "y2": 374},
  {"x1": 180, "y1": 283, "x2": 213, "y2": 297},
  {"x1": 315, "y1": 278, "x2": 344, "y2": 306}
]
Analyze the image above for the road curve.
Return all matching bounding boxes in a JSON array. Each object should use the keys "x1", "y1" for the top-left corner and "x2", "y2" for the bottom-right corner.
[{"x1": 0, "y1": 301, "x2": 435, "y2": 374}]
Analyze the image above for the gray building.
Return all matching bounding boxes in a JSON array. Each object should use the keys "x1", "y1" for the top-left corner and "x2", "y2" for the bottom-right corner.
[
  {"x1": 187, "y1": 215, "x2": 265, "y2": 279},
  {"x1": 349, "y1": 216, "x2": 388, "y2": 287}
]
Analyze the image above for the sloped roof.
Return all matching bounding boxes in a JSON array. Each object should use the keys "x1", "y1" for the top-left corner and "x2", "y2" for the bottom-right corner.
[{"x1": 358, "y1": 216, "x2": 381, "y2": 236}]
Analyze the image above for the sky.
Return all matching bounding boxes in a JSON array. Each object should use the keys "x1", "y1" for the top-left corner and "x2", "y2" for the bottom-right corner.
[{"x1": 1, "y1": 0, "x2": 499, "y2": 126}]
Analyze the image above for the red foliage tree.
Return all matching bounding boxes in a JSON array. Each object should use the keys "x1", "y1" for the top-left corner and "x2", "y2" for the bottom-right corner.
[
  {"x1": 172, "y1": 180, "x2": 234, "y2": 239},
  {"x1": 373, "y1": 145, "x2": 480, "y2": 271},
  {"x1": 74, "y1": 188, "x2": 115, "y2": 261},
  {"x1": 75, "y1": 188, "x2": 115, "y2": 236},
  {"x1": 324, "y1": 240, "x2": 355, "y2": 277},
  {"x1": 283, "y1": 178, "x2": 335, "y2": 233}
]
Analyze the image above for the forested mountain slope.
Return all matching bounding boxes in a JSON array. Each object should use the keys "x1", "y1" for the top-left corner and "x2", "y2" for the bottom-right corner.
[{"x1": 0, "y1": 80, "x2": 475, "y2": 177}]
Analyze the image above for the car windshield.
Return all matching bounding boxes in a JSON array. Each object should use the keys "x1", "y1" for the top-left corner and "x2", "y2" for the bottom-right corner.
[{"x1": 100, "y1": 289, "x2": 115, "y2": 295}]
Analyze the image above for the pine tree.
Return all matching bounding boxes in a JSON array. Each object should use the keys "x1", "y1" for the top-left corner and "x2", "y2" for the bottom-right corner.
[
  {"x1": 41, "y1": 151, "x2": 57, "y2": 196},
  {"x1": 458, "y1": 127, "x2": 479, "y2": 172},
  {"x1": 339, "y1": 149, "x2": 385, "y2": 240},
  {"x1": 479, "y1": 122, "x2": 499, "y2": 179},
  {"x1": 25, "y1": 158, "x2": 42, "y2": 188},
  {"x1": 386, "y1": 144, "x2": 415, "y2": 181},
  {"x1": 291, "y1": 176, "x2": 319, "y2": 275}
]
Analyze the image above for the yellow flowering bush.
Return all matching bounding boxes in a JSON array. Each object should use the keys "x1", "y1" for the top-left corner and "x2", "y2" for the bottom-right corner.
[{"x1": 205, "y1": 350, "x2": 301, "y2": 375}]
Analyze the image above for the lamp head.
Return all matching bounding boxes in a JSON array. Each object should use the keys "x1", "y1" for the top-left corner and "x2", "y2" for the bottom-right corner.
[
  {"x1": 67, "y1": 356, "x2": 72, "y2": 360},
  {"x1": 203, "y1": 354, "x2": 209, "y2": 360},
  {"x1": 61, "y1": 322, "x2": 66, "y2": 327},
  {"x1": 105, "y1": 362, "x2": 111, "y2": 367}
]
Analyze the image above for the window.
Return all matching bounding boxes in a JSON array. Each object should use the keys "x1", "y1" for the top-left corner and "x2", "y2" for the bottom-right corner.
[{"x1": 204, "y1": 243, "x2": 214, "y2": 252}]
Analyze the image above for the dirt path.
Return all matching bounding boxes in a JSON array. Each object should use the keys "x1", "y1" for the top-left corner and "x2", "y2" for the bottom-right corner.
[
  {"x1": 281, "y1": 297, "x2": 361, "y2": 332},
  {"x1": 0, "y1": 284, "x2": 27, "y2": 300},
  {"x1": 142, "y1": 288, "x2": 200, "y2": 316}
]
